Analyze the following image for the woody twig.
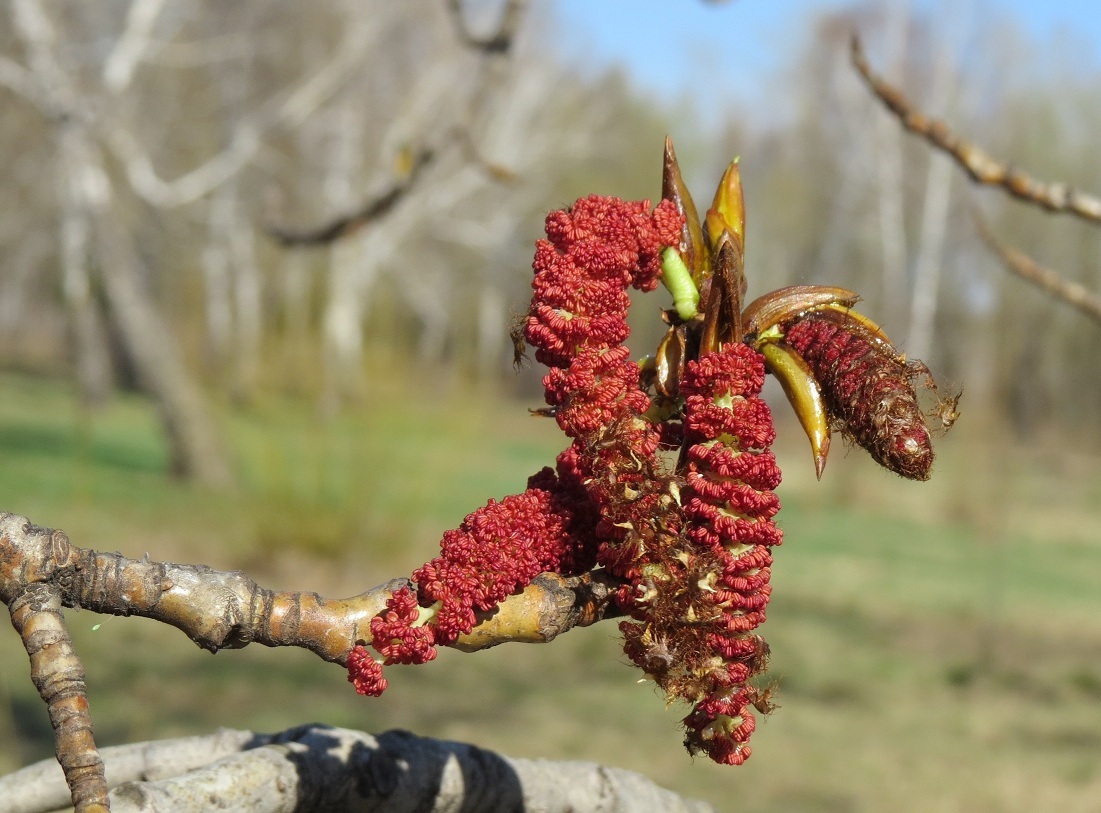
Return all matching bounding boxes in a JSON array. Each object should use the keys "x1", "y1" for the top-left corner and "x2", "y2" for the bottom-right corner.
[
  {"x1": 267, "y1": 0, "x2": 524, "y2": 247},
  {"x1": 0, "y1": 512, "x2": 621, "y2": 813},
  {"x1": 851, "y1": 34, "x2": 1101, "y2": 325}
]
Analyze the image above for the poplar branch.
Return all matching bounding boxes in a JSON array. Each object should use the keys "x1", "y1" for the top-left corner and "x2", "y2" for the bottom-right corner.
[
  {"x1": 0, "y1": 510, "x2": 624, "y2": 811},
  {"x1": 851, "y1": 33, "x2": 1101, "y2": 325},
  {"x1": 0, "y1": 512, "x2": 622, "y2": 660},
  {"x1": 850, "y1": 35, "x2": 1101, "y2": 226},
  {"x1": 8, "y1": 582, "x2": 108, "y2": 813},
  {"x1": 973, "y1": 212, "x2": 1101, "y2": 324}
]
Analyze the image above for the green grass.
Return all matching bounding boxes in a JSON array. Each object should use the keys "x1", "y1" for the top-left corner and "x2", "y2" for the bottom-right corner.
[{"x1": 3, "y1": 370, "x2": 1101, "y2": 811}]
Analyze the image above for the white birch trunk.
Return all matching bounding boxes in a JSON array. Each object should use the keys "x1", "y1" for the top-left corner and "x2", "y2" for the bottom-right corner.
[
  {"x1": 907, "y1": 39, "x2": 958, "y2": 361},
  {"x1": 873, "y1": 1, "x2": 910, "y2": 331}
]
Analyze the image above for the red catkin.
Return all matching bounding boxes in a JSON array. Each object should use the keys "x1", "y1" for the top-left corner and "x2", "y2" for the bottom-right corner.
[
  {"x1": 353, "y1": 196, "x2": 684, "y2": 695},
  {"x1": 609, "y1": 342, "x2": 782, "y2": 766},
  {"x1": 784, "y1": 310, "x2": 934, "y2": 480}
]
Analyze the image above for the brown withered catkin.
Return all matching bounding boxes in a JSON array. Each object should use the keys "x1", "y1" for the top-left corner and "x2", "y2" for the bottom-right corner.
[{"x1": 783, "y1": 309, "x2": 934, "y2": 480}]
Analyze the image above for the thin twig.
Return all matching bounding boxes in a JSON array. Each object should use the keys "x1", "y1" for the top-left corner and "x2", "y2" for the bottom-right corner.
[
  {"x1": 266, "y1": 147, "x2": 436, "y2": 246},
  {"x1": 852, "y1": 33, "x2": 1101, "y2": 325},
  {"x1": 973, "y1": 210, "x2": 1101, "y2": 324},
  {"x1": 850, "y1": 35, "x2": 1101, "y2": 226},
  {"x1": 0, "y1": 511, "x2": 623, "y2": 810}
]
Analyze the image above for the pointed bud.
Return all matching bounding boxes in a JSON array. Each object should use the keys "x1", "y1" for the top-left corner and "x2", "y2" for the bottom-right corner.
[
  {"x1": 662, "y1": 137, "x2": 709, "y2": 283},
  {"x1": 704, "y1": 158, "x2": 746, "y2": 262},
  {"x1": 698, "y1": 160, "x2": 748, "y2": 350},
  {"x1": 760, "y1": 341, "x2": 831, "y2": 479},
  {"x1": 700, "y1": 242, "x2": 744, "y2": 354},
  {"x1": 655, "y1": 323, "x2": 688, "y2": 399}
]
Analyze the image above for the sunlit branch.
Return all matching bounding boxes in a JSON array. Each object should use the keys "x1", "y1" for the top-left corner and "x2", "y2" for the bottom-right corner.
[
  {"x1": 973, "y1": 211, "x2": 1101, "y2": 325},
  {"x1": 9, "y1": 583, "x2": 108, "y2": 812},
  {"x1": 0, "y1": 511, "x2": 623, "y2": 811},
  {"x1": 851, "y1": 35, "x2": 1101, "y2": 226}
]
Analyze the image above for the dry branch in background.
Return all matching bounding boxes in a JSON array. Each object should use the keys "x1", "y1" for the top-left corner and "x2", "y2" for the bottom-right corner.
[
  {"x1": 268, "y1": 0, "x2": 524, "y2": 248},
  {"x1": 266, "y1": 147, "x2": 436, "y2": 245},
  {"x1": 973, "y1": 211, "x2": 1101, "y2": 323},
  {"x1": 850, "y1": 35, "x2": 1101, "y2": 225},
  {"x1": 2, "y1": 724, "x2": 713, "y2": 813},
  {"x1": 445, "y1": 0, "x2": 528, "y2": 54},
  {"x1": 851, "y1": 34, "x2": 1101, "y2": 325},
  {"x1": 0, "y1": 512, "x2": 623, "y2": 813}
]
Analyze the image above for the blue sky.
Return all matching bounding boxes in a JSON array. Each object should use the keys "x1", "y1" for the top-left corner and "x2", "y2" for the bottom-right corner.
[{"x1": 552, "y1": 1, "x2": 1101, "y2": 115}]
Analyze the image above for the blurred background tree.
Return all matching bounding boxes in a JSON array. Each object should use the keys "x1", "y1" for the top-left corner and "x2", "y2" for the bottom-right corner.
[{"x1": 3, "y1": 0, "x2": 1100, "y2": 447}]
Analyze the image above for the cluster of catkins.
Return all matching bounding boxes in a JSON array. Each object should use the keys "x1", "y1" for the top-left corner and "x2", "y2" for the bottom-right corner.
[
  {"x1": 349, "y1": 195, "x2": 787, "y2": 765},
  {"x1": 347, "y1": 164, "x2": 945, "y2": 764}
]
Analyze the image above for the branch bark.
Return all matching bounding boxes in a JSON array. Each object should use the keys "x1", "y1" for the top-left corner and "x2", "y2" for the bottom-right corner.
[
  {"x1": 851, "y1": 34, "x2": 1101, "y2": 225},
  {"x1": 0, "y1": 511, "x2": 625, "y2": 811},
  {"x1": 2, "y1": 724, "x2": 713, "y2": 813},
  {"x1": 974, "y1": 212, "x2": 1101, "y2": 324},
  {"x1": 851, "y1": 33, "x2": 1101, "y2": 327}
]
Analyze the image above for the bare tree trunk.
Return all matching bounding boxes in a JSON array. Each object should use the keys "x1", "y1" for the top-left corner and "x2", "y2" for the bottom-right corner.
[
  {"x1": 201, "y1": 186, "x2": 234, "y2": 372},
  {"x1": 278, "y1": 250, "x2": 314, "y2": 388},
  {"x1": 320, "y1": 100, "x2": 370, "y2": 408},
  {"x1": 93, "y1": 206, "x2": 234, "y2": 485},
  {"x1": 229, "y1": 196, "x2": 263, "y2": 402},
  {"x1": 906, "y1": 41, "x2": 956, "y2": 361},
  {"x1": 476, "y1": 282, "x2": 505, "y2": 381},
  {"x1": 58, "y1": 127, "x2": 113, "y2": 406},
  {"x1": 873, "y1": 1, "x2": 910, "y2": 331},
  {"x1": 322, "y1": 234, "x2": 375, "y2": 408},
  {"x1": 13, "y1": 0, "x2": 234, "y2": 486}
]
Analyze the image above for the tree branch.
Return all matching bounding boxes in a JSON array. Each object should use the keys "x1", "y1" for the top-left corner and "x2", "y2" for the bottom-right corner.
[
  {"x1": 102, "y1": 7, "x2": 375, "y2": 208},
  {"x1": 102, "y1": 0, "x2": 166, "y2": 93},
  {"x1": 851, "y1": 33, "x2": 1101, "y2": 326},
  {"x1": 266, "y1": 147, "x2": 436, "y2": 246},
  {"x1": 2, "y1": 724, "x2": 713, "y2": 813},
  {"x1": 267, "y1": 0, "x2": 527, "y2": 248},
  {"x1": 8, "y1": 583, "x2": 108, "y2": 812},
  {"x1": 0, "y1": 511, "x2": 624, "y2": 811},
  {"x1": 973, "y1": 211, "x2": 1101, "y2": 324},
  {"x1": 850, "y1": 34, "x2": 1101, "y2": 226}
]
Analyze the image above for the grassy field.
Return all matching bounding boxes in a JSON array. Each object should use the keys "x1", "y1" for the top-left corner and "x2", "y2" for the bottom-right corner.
[{"x1": 3, "y1": 369, "x2": 1101, "y2": 812}]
